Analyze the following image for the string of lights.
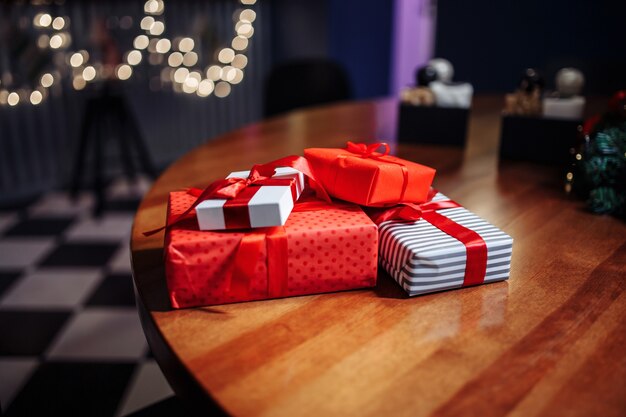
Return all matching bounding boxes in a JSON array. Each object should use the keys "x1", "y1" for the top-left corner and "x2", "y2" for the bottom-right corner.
[
  {"x1": 0, "y1": 10, "x2": 72, "y2": 106},
  {"x1": 0, "y1": 0, "x2": 257, "y2": 107}
]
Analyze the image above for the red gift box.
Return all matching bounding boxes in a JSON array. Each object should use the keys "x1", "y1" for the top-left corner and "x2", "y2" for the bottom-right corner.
[
  {"x1": 304, "y1": 142, "x2": 436, "y2": 207},
  {"x1": 165, "y1": 191, "x2": 379, "y2": 308}
]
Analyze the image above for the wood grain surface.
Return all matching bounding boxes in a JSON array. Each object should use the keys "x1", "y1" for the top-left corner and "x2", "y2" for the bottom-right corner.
[{"x1": 131, "y1": 96, "x2": 626, "y2": 417}]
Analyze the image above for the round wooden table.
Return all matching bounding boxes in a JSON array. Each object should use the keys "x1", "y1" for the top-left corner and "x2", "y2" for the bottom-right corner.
[{"x1": 131, "y1": 97, "x2": 626, "y2": 417}]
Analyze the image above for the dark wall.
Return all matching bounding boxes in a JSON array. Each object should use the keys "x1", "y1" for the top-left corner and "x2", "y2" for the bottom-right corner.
[
  {"x1": 435, "y1": 0, "x2": 626, "y2": 94},
  {"x1": 270, "y1": 0, "x2": 329, "y2": 63},
  {"x1": 270, "y1": 0, "x2": 393, "y2": 100},
  {"x1": 328, "y1": 0, "x2": 393, "y2": 99}
]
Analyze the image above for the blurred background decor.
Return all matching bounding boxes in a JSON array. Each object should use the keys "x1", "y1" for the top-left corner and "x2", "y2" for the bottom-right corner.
[
  {"x1": 397, "y1": 58, "x2": 472, "y2": 146},
  {"x1": 499, "y1": 67, "x2": 586, "y2": 165},
  {"x1": 567, "y1": 91, "x2": 626, "y2": 217},
  {"x1": 0, "y1": 0, "x2": 266, "y2": 205}
]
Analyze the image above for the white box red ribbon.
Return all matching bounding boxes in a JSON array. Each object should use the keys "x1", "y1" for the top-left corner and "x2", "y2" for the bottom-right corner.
[{"x1": 196, "y1": 167, "x2": 305, "y2": 230}]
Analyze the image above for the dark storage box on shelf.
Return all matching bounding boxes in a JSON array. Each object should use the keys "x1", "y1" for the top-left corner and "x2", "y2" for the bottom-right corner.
[
  {"x1": 397, "y1": 103, "x2": 469, "y2": 146},
  {"x1": 499, "y1": 115, "x2": 582, "y2": 164}
]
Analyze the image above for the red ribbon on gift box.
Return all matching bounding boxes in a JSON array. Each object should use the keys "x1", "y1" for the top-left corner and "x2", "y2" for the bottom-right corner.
[
  {"x1": 224, "y1": 227, "x2": 285, "y2": 299},
  {"x1": 187, "y1": 173, "x2": 303, "y2": 229},
  {"x1": 366, "y1": 189, "x2": 488, "y2": 288},
  {"x1": 346, "y1": 141, "x2": 391, "y2": 158},
  {"x1": 222, "y1": 197, "x2": 350, "y2": 300},
  {"x1": 144, "y1": 155, "x2": 331, "y2": 236},
  {"x1": 340, "y1": 141, "x2": 410, "y2": 204}
]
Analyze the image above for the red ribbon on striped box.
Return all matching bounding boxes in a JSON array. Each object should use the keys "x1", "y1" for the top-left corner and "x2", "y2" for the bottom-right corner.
[{"x1": 366, "y1": 189, "x2": 512, "y2": 294}]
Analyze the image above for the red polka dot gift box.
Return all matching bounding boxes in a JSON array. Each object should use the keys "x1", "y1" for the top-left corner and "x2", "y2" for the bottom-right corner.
[{"x1": 164, "y1": 191, "x2": 378, "y2": 308}]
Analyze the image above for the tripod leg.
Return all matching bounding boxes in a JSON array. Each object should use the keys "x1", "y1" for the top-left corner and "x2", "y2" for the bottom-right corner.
[
  {"x1": 120, "y1": 99, "x2": 157, "y2": 179},
  {"x1": 93, "y1": 111, "x2": 105, "y2": 216},
  {"x1": 113, "y1": 103, "x2": 137, "y2": 184},
  {"x1": 70, "y1": 101, "x2": 94, "y2": 198}
]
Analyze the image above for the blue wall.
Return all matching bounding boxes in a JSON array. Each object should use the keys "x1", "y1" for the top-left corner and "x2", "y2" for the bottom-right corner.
[
  {"x1": 329, "y1": 0, "x2": 393, "y2": 99},
  {"x1": 270, "y1": 0, "x2": 329, "y2": 63},
  {"x1": 435, "y1": 0, "x2": 626, "y2": 94},
  {"x1": 270, "y1": 0, "x2": 394, "y2": 100}
]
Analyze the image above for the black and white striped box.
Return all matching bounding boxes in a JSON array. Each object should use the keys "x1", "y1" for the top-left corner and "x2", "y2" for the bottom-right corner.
[{"x1": 378, "y1": 192, "x2": 513, "y2": 296}]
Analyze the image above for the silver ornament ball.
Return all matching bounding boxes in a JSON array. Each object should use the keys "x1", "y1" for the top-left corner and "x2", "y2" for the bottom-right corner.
[
  {"x1": 556, "y1": 67, "x2": 584, "y2": 97},
  {"x1": 427, "y1": 58, "x2": 454, "y2": 83}
]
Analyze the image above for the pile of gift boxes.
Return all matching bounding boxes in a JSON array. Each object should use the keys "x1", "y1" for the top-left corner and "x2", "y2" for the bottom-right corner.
[{"x1": 151, "y1": 141, "x2": 513, "y2": 309}]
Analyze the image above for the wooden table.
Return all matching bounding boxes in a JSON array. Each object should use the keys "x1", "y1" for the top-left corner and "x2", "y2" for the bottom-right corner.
[{"x1": 131, "y1": 97, "x2": 626, "y2": 417}]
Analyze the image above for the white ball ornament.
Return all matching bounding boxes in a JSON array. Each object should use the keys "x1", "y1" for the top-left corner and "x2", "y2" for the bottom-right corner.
[
  {"x1": 556, "y1": 67, "x2": 584, "y2": 97},
  {"x1": 427, "y1": 58, "x2": 454, "y2": 83}
]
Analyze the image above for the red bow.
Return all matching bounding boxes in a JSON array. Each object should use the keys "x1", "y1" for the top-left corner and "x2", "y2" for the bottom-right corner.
[
  {"x1": 144, "y1": 155, "x2": 330, "y2": 237},
  {"x1": 365, "y1": 189, "x2": 460, "y2": 224},
  {"x1": 210, "y1": 172, "x2": 265, "y2": 200},
  {"x1": 344, "y1": 141, "x2": 410, "y2": 205},
  {"x1": 346, "y1": 141, "x2": 391, "y2": 159}
]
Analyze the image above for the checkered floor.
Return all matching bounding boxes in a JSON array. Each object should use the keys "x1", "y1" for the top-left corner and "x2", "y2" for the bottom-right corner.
[{"x1": 0, "y1": 179, "x2": 189, "y2": 416}]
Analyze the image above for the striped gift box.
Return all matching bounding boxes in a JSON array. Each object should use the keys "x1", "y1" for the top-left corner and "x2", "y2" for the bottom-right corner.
[{"x1": 379, "y1": 192, "x2": 513, "y2": 296}]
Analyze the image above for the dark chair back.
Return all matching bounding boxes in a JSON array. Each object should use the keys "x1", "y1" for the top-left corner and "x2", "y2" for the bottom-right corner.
[{"x1": 264, "y1": 59, "x2": 352, "y2": 118}]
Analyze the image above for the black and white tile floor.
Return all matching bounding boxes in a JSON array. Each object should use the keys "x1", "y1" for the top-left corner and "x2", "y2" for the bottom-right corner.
[{"x1": 0, "y1": 179, "x2": 188, "y2": 416}]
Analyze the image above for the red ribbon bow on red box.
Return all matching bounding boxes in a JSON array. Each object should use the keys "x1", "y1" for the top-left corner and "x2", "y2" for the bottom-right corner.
[
  {"x1": 343, "y1": 141, "x2": 410, "y2": 204},
  {"x1": 345, "y1": 141, "x2": 391, "y2": 159}
]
